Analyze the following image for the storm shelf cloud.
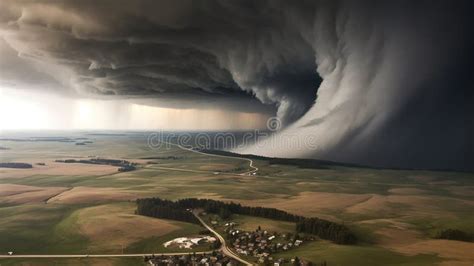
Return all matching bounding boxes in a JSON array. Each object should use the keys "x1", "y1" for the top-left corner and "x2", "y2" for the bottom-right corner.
[{"x1": 0, "y1": 0, "x2": 473, "y2": 171}]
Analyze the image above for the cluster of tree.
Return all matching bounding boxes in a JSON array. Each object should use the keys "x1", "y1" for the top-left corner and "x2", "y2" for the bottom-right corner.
[
  {"x1": 56, "y1": 158, "x2": 129, "y2": 166},
  {"x1": 140, "y1": 156, "x2": 183, "y2": 160},
  {"x1": 296, "y1": 218, "x2": 357, "y2": 244},
  {"x1": 136, "y1": 197, "x2": 357, "y2": 245},
  {"x1": 174, "y1": 198, "x2": 302, "y2": 222},
  {"x1": 55, "y1": 158, "x2": 137, "y2": 172},
  {"x1": 435, "y1": 229, "x2": 473, "y2": 242},
  {"x1": 72, "y1": 138, "x2": 93, "y2": 145},
  {"x1": 0, "y1": 137, "x2": 75, "y2": 142},
  {"x1": 118, "y1": 165, "x2": 136, "y2": 172},
  {"x1": 199, "y1": 149, "x2": 365, "y2": 169},
  {"x1": 0, "y1": 162, "x2": 33, "y2": 168},
  {"x1": 76, "y1": 140, "x2": 93, "y2": 145},
  {"x1": 136, "y1": 198, "x2": 198, "y2": 224}
]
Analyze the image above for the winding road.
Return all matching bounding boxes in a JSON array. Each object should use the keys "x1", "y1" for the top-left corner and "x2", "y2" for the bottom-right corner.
[
  {"x1": 0, "y1": 252, "x2": 210, "y2": 259},
  {"x1": 192, "y1": 211, "x2": 253, "y2": 266},
  {"x1": 1, "y1": 139, "x2": 256, "y2": 264},
  {"x1": 1, "y1": 212, "x2": 253, "y2": 266},
  {"x1": 163, "y1": 140, "x2": 259, "y2": 176}
]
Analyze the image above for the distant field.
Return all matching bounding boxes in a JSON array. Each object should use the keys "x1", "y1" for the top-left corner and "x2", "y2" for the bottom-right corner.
[
  {"x1": 0, "y1": 132, "x2": 473, "y2": 265},
  {"x1": 0, "y1": 202, "x2": 203, "y2": 255},
  {"x1": 0, "y1": 257, "x2": 145, "y2": 266}
]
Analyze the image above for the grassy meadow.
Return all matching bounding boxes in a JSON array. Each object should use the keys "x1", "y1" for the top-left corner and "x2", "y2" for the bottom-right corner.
[{"x1": 0, "y1": 131, "x2": 473, "y2": 265}]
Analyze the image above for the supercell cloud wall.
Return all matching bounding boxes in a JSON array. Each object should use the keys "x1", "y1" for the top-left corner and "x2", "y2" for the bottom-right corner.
[{"x1": 0, "y1": 0, "x2": 473, "y2": 170}]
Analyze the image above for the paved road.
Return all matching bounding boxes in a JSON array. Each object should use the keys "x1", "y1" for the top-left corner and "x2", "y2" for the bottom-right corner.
[
  {"x1": 1, "y1": 140, "x2": 256, "y2": 262},
  {"x1": 239, "y1": 158, "x2": 258, "y2": 176},
  {"x1": 1, "y1": 213, "x2": 253, "y2": 266},
  {"x1": 0, "y1": 251, "x2": 212, "y2": 259},
  {"x1": 148, "y1": 164, "x2": 257, "y2": 178},
  {"x1": 192, "y1": 212, "x2": 253, "y2": 266},
  {"x1": 163, "y1": 141, "x2": 259, "y2": 176}
]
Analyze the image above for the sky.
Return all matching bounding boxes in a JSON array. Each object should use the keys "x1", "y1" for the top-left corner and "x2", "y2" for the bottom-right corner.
[
  {"x1": 0, "y1": 0, "x2": 473, "y2": 170},
  {"x1": 0, "y1": 87, "x2": 268, "y2": 130}
]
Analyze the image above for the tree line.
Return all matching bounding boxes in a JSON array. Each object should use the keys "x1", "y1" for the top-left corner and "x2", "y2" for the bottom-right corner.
[
  {"x1": 435, "y1": 229, "x2": 473, "y2": 242},
  {"x1": 176, "y1": 198, "x2": 302, "y2": 222},
  {"x1": 136, "y1": 197, "x2": 357, "y2": 244},
  {"x1": 136, "y1": 198, "x2": 199, "y2": 224},
  {"x1": 296, "y1": 218, "x2": 356, "y2": 244},
  {"x1": 0, "y1": 162, "x2": 32, "y2": 168}
]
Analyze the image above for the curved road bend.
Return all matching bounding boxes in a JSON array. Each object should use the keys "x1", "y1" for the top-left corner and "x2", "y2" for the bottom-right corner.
[
  {"x1": 159, "y1": 140, "x2": 259, "y2": 176},
  {"x1": 192, "y1": 211, "x2": 253, "y2": 266},
  {"x1": 176, "y1": 143, "x2": 258, "y2": 176},
  {"x1": 2, "y1": 213, "x2": 254, "y2": 266},
  {"x1": 0, "y1": 251, "x2": 211, "y2": 259}
]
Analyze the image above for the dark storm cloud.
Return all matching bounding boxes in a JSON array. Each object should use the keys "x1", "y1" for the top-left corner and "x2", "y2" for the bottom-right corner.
[
  {"x1": 0, "y1": 0, "x2": 473, "y2": 170},
  {"x1": 0, "y1": 0, "x2": 319, "y2": 121},
  {"x1": 314, "y1": 0, "x2": 474, "y2": 171}
]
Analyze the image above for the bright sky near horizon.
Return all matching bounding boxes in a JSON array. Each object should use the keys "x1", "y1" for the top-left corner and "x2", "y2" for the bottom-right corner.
[{"x1": 0, "y1": 87, "x2": 269, "y2": 131}]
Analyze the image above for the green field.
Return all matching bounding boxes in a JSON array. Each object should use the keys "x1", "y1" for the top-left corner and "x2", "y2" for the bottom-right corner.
[
  {"x1": 276, "y1": 241, "x2": 440, "y2": 266},
  {"x1": 0, "y1": 257, "x2": 145, "y2": 266},
  {"x1": 0, "y1": 132, "x2": 473, "y2": 265},
  {"x1": 230, "y1": 214, "x2": 295, "y2": 233}
]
